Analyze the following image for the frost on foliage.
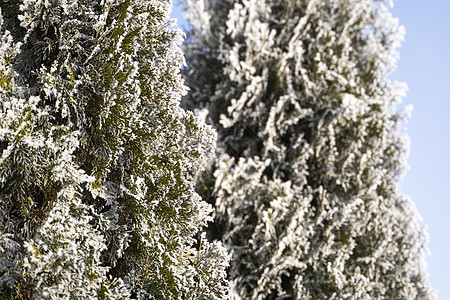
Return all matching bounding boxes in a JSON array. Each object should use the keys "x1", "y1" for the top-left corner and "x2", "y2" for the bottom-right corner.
[
  {"x1": 184, "y1": 0, "x2": 434, "y2": 299},
  {"x1": 0, "y1": 1, "x2": 227, "y2": 299}
]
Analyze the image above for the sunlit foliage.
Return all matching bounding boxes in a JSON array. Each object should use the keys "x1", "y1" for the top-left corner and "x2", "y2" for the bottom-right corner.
[{"x1": 184, "y1": 0, "x2": 434, "y2": 299}]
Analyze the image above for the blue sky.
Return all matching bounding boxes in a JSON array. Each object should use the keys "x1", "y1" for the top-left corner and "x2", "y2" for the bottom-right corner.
[
  {"x1": 172, "y1": 0, "x2": 449, "y2": 298},
  {"x1": 391, "y1": 1, "x2": 450, "y2": 299}
]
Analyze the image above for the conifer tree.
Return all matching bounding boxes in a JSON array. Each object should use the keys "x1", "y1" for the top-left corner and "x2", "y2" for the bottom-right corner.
[
  {"x1": 0, "y1": 0, "x2": 228, "y2": 299},
  {"x1": 184, "y1": 0, "x2": 434, "y2": 299}
]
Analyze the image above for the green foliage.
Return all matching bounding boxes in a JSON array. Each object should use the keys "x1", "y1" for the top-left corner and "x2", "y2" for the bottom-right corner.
[{"x1": 0, "y1": 0, "x2": 228, "y2": 299}]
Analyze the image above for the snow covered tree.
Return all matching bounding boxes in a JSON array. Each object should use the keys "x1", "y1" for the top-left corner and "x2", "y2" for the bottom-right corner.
[
  {"x1": 0, "y1": 0, "x2": 228, "y2": 299},
  {"x1": 184, "y1": 0, "x2": 434, "y2": 299}
]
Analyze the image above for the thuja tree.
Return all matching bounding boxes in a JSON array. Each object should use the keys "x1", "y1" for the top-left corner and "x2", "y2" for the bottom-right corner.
[
  {"x1": 0, "y1": 0, "x2": 228, "y2": 299},
  {"x1": 184, "y1": 0, "x2": 434, "y2": 299}
]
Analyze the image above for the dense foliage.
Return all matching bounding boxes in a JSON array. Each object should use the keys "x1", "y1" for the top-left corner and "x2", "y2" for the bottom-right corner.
[
  {"x1": 0, "y1": 0, "x2": 228, "y2": 299},
  {"x1": 184, "y1": 0, "x2": 434, "y2": 299}
]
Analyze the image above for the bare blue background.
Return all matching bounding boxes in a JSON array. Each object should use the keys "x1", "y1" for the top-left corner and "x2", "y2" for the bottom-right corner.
[
  {"x1": 171, "y1": 0, "x2": 450, "y2": 298},
  {"x1": 391, "y1": 1, "x2": 450, "y2": 299}
]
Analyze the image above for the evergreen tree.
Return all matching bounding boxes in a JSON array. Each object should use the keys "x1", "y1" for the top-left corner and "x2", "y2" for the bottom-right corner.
[
  {"x1": 0, "y1": 0, "x2": 228, "y2": 299},
  {"x1": 184, "y1": 0, "x2": 434, "y2": 299}
]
